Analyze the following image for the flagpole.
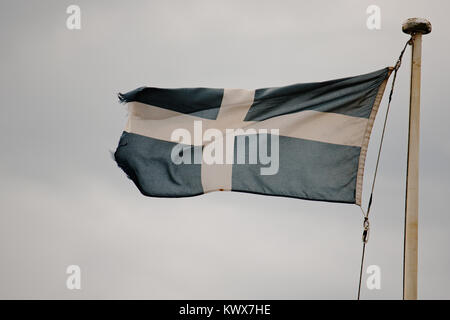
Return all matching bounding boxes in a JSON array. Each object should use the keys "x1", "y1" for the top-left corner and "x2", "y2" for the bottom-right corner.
[{"x1": 401, "y1": 18, "x2": 431, "y2": 300}]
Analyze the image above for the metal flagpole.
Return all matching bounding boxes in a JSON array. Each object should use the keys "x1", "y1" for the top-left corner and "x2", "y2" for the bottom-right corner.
[{"x1": 401, "y1": 17, "x2": 431, "y2": 300}]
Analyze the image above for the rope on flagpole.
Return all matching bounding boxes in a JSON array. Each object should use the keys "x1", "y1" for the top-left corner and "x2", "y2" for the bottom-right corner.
[{"x1": 357, "y1": 37, "x2": 412, "y2": 300}]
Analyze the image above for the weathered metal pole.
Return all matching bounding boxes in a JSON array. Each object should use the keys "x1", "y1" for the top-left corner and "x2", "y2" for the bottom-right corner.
[{"x1": 401, "y1": 17, "x2": 431, "y2": 300}]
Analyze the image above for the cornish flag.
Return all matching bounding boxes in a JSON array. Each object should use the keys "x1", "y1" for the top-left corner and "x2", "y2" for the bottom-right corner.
[{"x1": 114, "y1": 67, "x2": 391, "y2": 205}]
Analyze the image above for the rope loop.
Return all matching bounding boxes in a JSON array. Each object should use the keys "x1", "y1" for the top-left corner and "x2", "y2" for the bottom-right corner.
[{"x1": 362, "y1": 217, "x2": 370, "y2": 244}]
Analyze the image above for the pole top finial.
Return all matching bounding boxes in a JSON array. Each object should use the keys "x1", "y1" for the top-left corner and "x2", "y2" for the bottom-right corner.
[{"x1": 402, "y1": 18, "x2": 432, "y2": 35}]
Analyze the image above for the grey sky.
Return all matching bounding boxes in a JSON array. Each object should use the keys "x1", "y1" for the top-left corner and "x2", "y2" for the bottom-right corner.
[{"x1": 0, "y1": 0, "x2": 449, "y2": 299}]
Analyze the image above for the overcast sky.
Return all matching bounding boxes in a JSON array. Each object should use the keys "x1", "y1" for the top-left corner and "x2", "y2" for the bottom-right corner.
[{"x1": 1, "y1": 0, "x2": 449, "y2": 299}]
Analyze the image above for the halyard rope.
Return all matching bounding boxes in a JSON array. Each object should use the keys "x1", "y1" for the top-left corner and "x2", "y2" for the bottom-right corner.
[{"x1": 357, "y1": 38, "x2": 412, "y2": 300}]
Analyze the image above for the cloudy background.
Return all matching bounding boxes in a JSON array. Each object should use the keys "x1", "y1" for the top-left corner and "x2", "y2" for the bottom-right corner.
[{"x1": 0, "y1": 0, "x2": 449, "y2": 299}]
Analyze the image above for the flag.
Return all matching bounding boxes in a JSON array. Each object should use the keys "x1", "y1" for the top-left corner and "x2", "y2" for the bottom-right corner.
[{"x1": 114, "y1": 67, "x2": 392, "y2": 205}]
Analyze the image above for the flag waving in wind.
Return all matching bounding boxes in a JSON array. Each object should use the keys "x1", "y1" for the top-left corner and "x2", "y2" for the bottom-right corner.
[{"x1": 114, "y1": 67, "x2": 392, "y2": 205}]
